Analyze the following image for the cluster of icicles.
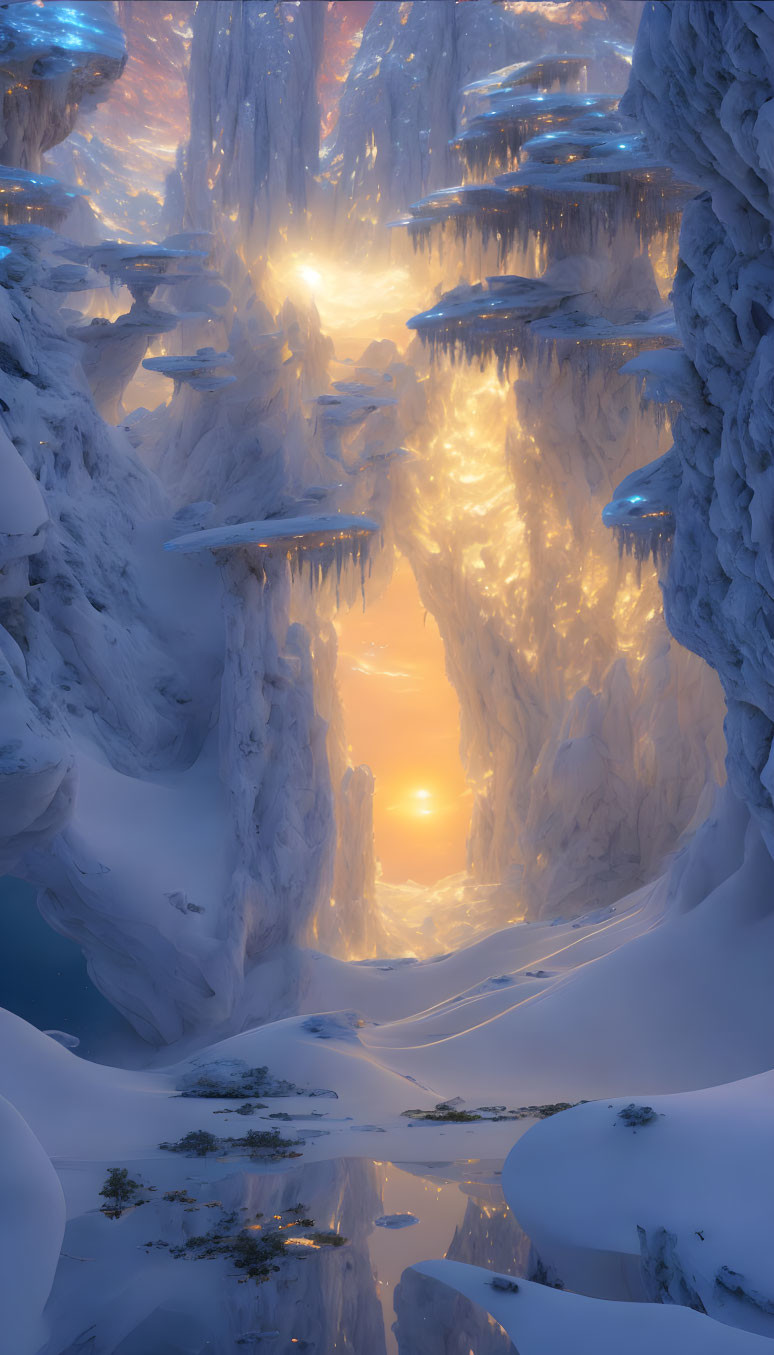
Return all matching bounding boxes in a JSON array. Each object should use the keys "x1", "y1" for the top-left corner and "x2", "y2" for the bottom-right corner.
[
  {"x1": 393, "y1": 48, "x2": 690, "y2": 564},
  {"x1": 164, "y1": 515, "x2": 380, "y2": 605},
  {"x1": 391, "y1": 55, "x2": 692, "y2": 267},
  {"x1": 600, "y1": 448, "x2": 681, "y2": 568},
  {"x1": 407, "y1": 273, "x2": 680, "y2": 388}
]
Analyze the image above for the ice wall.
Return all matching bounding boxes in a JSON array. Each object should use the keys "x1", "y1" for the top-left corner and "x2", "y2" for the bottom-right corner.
[
  {"x1": 619, "y1": 3, "x2": 774, "y2": 855},
  {"x1": 0, "y1": 0, "x2": 388, "y2": 1045},
  {"x1": 380, "y1": 1, "x2": 725, "y2": 919},
  {"x1": 175, "y1": 0, "x2": 323, "y2": 253},
  {"x1": 134, "y1": 1, "x2": 410, "y2": 968}
]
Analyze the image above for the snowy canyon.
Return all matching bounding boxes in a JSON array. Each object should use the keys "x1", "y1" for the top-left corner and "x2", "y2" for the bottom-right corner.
[{"x1": 1, "y1": 1, "x2": 774, "y2": 1353}]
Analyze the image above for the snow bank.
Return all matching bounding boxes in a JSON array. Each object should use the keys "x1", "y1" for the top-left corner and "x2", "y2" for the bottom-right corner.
[
  {"x1": 504, "y1": 1072, "x2": 774, "y2": 1336},
  {"x1": 409, "y1": 1259, "x2": 773, "y2": 1355},
  {"x1": 0, "y1": 1093, "x2": 65, "y2": 1355}
]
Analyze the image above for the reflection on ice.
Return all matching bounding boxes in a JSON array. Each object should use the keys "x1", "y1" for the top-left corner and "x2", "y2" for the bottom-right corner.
[
  {"x1": 396, "y1": 1267, "x2": 517, "y2": 1355},
  {"x1": 42, "y1": 1157, "x2": 529, "y2": 1355}
]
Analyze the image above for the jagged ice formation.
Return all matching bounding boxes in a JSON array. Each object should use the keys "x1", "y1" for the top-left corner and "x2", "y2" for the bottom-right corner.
[{"x1": 610, "y1": 3, "x2": 774, "y2": 855}]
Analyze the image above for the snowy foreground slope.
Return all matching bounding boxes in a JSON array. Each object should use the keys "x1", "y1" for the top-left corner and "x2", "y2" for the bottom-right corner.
[{"x1": 4, "y1": 789, "x2": 774, "y2": 1351}]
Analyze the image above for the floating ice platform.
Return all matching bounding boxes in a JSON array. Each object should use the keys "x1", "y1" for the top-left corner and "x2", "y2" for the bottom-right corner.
[
  {"x1": 0, "y1": 166, "x2": 84, "y2": 225},
  {"x1": 452, "y1": 92, "x2": 620, "y2": 175},
  {"x1": 142, "y1": 348, "x2": 235, "y2": 391},
  {"x1": 164, "y1": 513, "x2": 380, "y2": 597}
]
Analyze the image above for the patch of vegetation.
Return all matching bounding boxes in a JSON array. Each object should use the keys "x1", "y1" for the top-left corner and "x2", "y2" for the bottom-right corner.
[
  {"x1": 307, "y1": 1230, "x2": 347, "y2": 1247},
  {"x1": 178, "y1": 1061, "x2": 313, "y2": 1099},
  {"x1": 234, "y1": 1128, "x2": 302, "y2": 1159},
  {"x1": 159, "y1": 1129, "x2": 221, "y2": 1157},
  {"x1": 165, "y1": 1205, "x2": 347, "y2": 1284},
  {"x1": 617, "y1": 1103, "x2": 661, "y2": 1128},
  {"x1": 403, "y1": 1103, "x2": 482, "y2": 1123},
  {"x1": 163, "y1": 1189, "x2": 197, "y2": 1204},
  {"x1": 402, "y1": 1099, "x2": 583, "y2": 1123},
  {"x1": 99, "y1": 1167, "x2": 147, "y2": 1217},
  {"x1": 213, "y1": 1101, "x2": 266, "y2": 1116},
  {"x1": 159, "y1": 1126, "x2": 302, "y2": 1161},
  {"x1": 513, "y1": 1102, "x2": 576, "y2": 1120}
]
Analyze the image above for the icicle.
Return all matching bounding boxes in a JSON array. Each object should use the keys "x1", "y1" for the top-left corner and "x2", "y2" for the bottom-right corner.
[{"x1": 397, "y1": 119, "x2": 693, "y2": 268}]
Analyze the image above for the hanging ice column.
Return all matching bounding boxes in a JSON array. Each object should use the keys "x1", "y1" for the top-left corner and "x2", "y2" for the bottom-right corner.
[
  {"x1": 386, "y1": 20, "x2": 724, "y2": 921},
  {"x1": 162, "y1": 513, "x2": 380, "y2": 976}
]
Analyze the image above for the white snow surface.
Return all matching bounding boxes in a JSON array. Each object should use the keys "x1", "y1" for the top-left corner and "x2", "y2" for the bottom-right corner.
[
  {"x1": 504, "y1": 1072, "x2": 774, "y2": 1334},
  {"x1": 164, "y1": 513, "x2": 380, "y2": 554},
  {"x1": 411, "y1": 1259, "x2": 774, "y2": 1355},
  {"x1": 0, "y1": 1093, "x2": 65, "y2": 1355}
]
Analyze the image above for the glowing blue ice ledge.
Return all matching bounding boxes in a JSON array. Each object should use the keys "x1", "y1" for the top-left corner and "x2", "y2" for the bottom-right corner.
[
  {"x1": 0, "y1": 2, "x2": 126, "y2": 72},
  {"x1": 602, "y1": 451, "x2": 679, "y2": 566}
]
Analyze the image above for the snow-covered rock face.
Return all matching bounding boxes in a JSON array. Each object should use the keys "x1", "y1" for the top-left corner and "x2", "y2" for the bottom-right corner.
[
  {"x1": 0, "y1": 1, "x2": 385, "y2": 1043},
  {"x1": 619, "y1": 3, "x2": 774, "y2": 853}
]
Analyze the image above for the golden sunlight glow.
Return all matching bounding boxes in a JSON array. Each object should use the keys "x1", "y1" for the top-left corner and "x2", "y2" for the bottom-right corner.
[
  {"x1": 298, "y1": 264, "x2": 323, "y2": 290},
  {"x1": 269, "y1": 250, "x2": 421, "y2": 358},
  {"x1": 397, "y1": 357, "x2": 670, "y2": 800},
  {"x1": 335, "y1": 554, "x2": 471, "y2": 883},
  {"x1": 502, "y1": 0, "x2": 607, "y2": 25}
]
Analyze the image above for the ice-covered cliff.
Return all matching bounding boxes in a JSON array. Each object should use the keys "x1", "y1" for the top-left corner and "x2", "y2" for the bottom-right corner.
[
  {"x1": 617, "y1": 2, "x2": 774, "y2": 857},
  {"x1": 376, "y1": 1, "x2": 725, "y2": 919},
  {"x1": 0, "y1": 0, "x2": 388, "y2": 1046},
  {"x1": 175, "y1": 0, "x2": 324, "y2": 253}
]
